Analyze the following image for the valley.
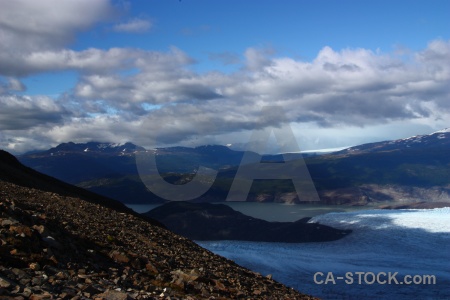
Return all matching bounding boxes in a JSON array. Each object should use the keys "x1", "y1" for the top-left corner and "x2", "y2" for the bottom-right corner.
[{"x1": 18, "y1": 129, "x2": 450, "y2": 207}]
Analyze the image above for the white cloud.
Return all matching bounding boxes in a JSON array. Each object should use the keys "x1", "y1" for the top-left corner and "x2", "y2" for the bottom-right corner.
[
  {"x1": 0, "y1": 77, "x2": 26, "y2": 94},
  {"x1": 0, "y1": 0, "x2": 117, "y2": 77},
  {"x1": 113, "y1": 18, "x2": 152, "y2": 33},
  {"x1": 244, "y1": 47, "x2": 274, "y2": 71},
  {"x1": 0, "y1": 47, "x2": 196, "y2": 77},
  {"x1": 0, "y1": 0, "x2": 114, "y2": 52},
  {"x1": 1, "y1": 14, "x2": 449, "y2": 154},
  {"x1": 7, "y1": 78, "x2": 26, "y2": 92},
  {"x1": 0, "y1": 94, "x2": 69, "y2": 130}
]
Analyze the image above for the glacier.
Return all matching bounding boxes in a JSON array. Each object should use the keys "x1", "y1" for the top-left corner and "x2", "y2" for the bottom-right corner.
[{"x1": 198, "y1": 208, "x2": 450, "y2": 300}]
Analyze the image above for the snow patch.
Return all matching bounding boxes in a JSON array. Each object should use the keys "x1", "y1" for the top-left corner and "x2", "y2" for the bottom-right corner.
[
  {"x1": 96, "y1": 143, "x2": 125, "y2": 149},
  {"x1": 432, "y1": 127, "x2": 450, "y2": 134}
]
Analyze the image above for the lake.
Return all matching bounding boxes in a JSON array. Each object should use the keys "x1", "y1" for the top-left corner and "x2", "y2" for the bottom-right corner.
[{"x1": 126, "y1": 201, "x2": 374, "y2": 221}]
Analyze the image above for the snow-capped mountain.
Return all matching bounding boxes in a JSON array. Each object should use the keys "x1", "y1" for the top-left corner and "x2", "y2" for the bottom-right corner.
[
  {"x1": 36, "y1": 141, "x2": 146, "y2": 156},
  {"x1": 336, "y1": 128, "x2": 450, "y2": 155},
  {"x1": 17, "y1": 143, "x2": 258, "y2": 204},
  {"x1": 16, "y1": 128, "x2": 450, "y2": 205}
]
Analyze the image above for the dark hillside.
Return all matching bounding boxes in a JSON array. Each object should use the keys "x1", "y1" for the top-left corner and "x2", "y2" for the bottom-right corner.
[
  {"x1": 0, "y1": 150, "x2": 317, "y2": 299},
  {"x1": 1, "y1": 150, "x2": 142, "y2": 216}
]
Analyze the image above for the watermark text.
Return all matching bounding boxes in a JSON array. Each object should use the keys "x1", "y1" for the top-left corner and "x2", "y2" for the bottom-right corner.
[{"x1": 314, "y1": 271, "x2": 437, "y2": 285}]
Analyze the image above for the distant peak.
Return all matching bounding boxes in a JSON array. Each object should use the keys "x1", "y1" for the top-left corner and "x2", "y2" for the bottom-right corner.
[
  {"x1": 32, "y1": 141, "x2": 146, "y2": 155},
  {"x1": 195, "y1": 144, "x2": 228, "y2": 149},
  {"x1": 62, "y1": 141, "x2": 141, "y2": 148},
  {"x1": 399, "y1": 128, "x2": 450, "y2": 141},
  {"x1": 431, "y1": 128, "x2": 450, "y2": 134}
]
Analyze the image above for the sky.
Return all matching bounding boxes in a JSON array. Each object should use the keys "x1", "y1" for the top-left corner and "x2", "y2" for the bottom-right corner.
[{"x1": 0, "y1": 0, "x2": 449, "y2": 154}]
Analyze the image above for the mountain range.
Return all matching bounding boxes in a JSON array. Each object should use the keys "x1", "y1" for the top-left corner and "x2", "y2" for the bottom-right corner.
[{"x1": 17, "y1": 128, "x2": 450, "y2": 205}]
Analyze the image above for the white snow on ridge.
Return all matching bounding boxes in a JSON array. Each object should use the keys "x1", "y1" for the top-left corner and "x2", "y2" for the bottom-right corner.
[
  {"x1": 398, "y1": 127, "x2": 449, "y2": 142},
  {"x1": 300, "y1": 146, "x2": 351, "y2": 154},
  {"x1": 400, "y1": 134, "x2": 423, "y2": 142},
  {"x1": 432, "y1": 127, "x2": 450, "y2": 134},
  {"x1": 96, "y1": 142, "x2": 125, "y2": 149}
]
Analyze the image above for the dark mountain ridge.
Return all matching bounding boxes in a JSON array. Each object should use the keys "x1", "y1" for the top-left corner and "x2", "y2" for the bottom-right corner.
[
  {"x1": 30, "y1": 141, "x2": 146, "y2": 156},
  {"x1": 335, "y1": 128, "x2": 450, "y2": 155},
  {"x1": 18, "y1": 143, "x2": 261, "y2": 204},
  {"x1": 16, "y1": 128, "x2": 450, "y2": 205}
]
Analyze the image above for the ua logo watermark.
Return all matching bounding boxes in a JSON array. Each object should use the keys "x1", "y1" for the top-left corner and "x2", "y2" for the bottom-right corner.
[
  {"x1": 136, "y1": 106, "x2": 319, "y2": 202},
  {"x1": 227, "y1": 106, "x2": 320, "y2": 202},
  {"x1": 135, "y1": 150, "x2": 217, "y2": 201}
]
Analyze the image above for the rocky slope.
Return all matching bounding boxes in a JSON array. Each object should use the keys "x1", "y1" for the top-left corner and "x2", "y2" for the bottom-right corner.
[
  {"x1": 0, "y1": 150, "x2": 317, "y2": 299},
  {"x1": 144, "y1": 202, "x2": 351, "y2": 242}
]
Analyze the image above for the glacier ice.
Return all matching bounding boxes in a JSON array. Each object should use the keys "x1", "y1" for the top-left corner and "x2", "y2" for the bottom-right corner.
[{"x1": 198, "y1": 208, "x2": 450, "y2": 300}]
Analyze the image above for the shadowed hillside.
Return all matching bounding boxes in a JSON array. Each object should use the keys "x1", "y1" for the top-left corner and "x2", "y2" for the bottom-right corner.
[{"x1": 0, "y1": 150, "x2": 317, "y2": 299}]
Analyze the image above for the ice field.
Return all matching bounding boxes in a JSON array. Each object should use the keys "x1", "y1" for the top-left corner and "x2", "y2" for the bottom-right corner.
[{"x1": 199, "y1": 208, "x2": 450, "y2": 299}]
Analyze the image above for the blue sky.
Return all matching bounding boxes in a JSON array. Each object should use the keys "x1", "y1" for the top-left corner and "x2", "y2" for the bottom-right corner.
[
  {"x1": 0, "y1": 0, "x2": 449, "y2": 153},
  {"x1": 24, "y1": 0, "x2": 449, "y2": 94}
]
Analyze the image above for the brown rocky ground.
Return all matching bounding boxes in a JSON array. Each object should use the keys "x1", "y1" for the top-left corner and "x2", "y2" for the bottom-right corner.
[{"x1": 0, "y1": 159, "x2": 318, "y2": 300}]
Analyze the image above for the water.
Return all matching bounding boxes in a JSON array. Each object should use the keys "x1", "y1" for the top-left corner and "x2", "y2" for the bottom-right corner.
[
  {"x1": 218, "y1": 202, "x2": 373, "y2": 222},
  {"x1": 127, "y1": 202, "x2": 371, "y2": 221},
  {"x1": 198, "y1": 208, "x2": 450, "y2": 299},
  {"x1": 126, "y1": 204, "x2": 161, "y2": 213}
]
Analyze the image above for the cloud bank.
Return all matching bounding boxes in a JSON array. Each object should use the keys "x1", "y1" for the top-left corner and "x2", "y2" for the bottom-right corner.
[{"x1": 0, "y1": 0, "x2": 449, "y2": 153}]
